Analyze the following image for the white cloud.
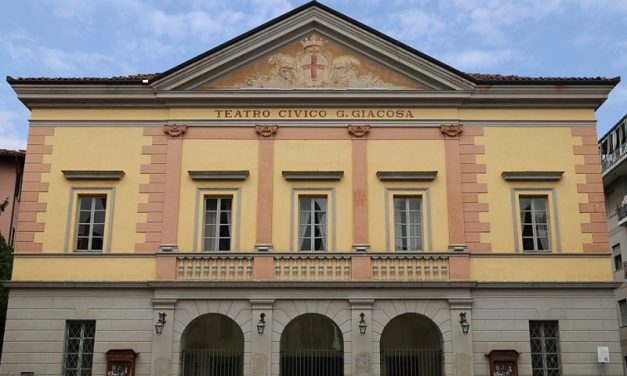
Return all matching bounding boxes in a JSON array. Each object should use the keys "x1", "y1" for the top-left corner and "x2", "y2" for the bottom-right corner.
[
  {"x1": 441, "y1": 48, "x2": 528, "y2": 71},
  {"x1": 386, "y1": 8, "x2": 446, "y2": 43},
  {"x1": 0, "y1": 109, "x2": 27, "y2": 150}
]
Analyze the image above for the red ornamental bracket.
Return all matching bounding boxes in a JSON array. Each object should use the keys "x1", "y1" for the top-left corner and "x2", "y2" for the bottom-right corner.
[{"x1": 163, "y1": 124, "x2": 188, "y2": 137}]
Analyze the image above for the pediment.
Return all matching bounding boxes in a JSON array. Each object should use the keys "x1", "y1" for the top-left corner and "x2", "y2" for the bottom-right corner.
[{"x1": 152, "y1": 3, "x2": 475, "y2": 92}]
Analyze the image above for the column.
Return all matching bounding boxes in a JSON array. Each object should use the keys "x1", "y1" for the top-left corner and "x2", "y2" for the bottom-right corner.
[
  {"x1": 441, "y1": 124, "x2": 466, "y2": 247},
  {"x1": 255, "y1": 125, "x2": 278, "y2": 251},
  {"x1": 349, "y1": 125, "x2": 370, "y2": 252},
  {"x1": 448, "y1": 298, "x2": 474, "y2": 376},
  {"x1": 350, "y1": 299, "x2": 374, "y2": 376},
  {"x1": 250, "y1": 299, "x2": 274, "y2": 376},
  {"x1": 161, "y1": 124, "x2": 186, "y2": 250},
  {"x1": 151, "y1": 299, "x2": 177, "y2": 376}
]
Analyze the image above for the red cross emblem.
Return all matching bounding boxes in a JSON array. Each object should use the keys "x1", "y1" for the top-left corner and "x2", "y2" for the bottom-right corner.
[{"x1": 302, "y1": 53, "x2": 326, "y2": 80}]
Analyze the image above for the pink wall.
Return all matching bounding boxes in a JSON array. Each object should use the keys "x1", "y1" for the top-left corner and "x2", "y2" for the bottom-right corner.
[{"x1": 0, "y1": 154, "x2": 24, "y2": 245}]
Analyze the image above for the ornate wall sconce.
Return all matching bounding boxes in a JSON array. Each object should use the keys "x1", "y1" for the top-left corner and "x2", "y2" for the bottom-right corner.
[
  {"x1": 358, "y1": 312, "x2": 367, "y2": 335},
  {"x1": 459, "y1": 312, "x2": 470, "y2": 335},
  {"x1": 154, "y1": 312, "x2": 167, "y2": 335},
  {"x1": 257, "y1": 313, "x2": 266, "y2": 336}
]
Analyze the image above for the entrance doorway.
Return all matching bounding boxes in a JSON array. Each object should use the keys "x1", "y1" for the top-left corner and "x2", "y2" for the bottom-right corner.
[
  {"x1": 180, "y1": 313, "x2": 244, "y2": 376},
  {"x1": 380, "y1": 313, "x2": 443, "y2": 376},
  {"x1": 280, "y1": 313, "x2": 344, "y2": 376}
]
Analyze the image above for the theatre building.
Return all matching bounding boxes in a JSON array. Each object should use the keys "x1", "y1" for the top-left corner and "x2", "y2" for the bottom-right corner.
[{"x1": 2, "y1": 2, "x2": 623, "y2": 376}]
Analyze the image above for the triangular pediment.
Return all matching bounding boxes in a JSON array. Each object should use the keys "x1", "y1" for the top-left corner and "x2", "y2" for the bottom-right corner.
[{"x1": 152, "y1": 2, "x2": 475, "y2": 92}]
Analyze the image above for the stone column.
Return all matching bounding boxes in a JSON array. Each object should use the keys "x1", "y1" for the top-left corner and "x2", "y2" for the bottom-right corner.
[
  {"x1": 151, "y1": 299, "x2": 176, "y2": 376},
  {"x1": 250, "y1": 299, "x2": 274, "y2": 376},
  {"x1": 448, "y1": 298, "x2": 474, "y2": 376},
  {"x1": 350, "y1": 299, "x2": 374, "y2": 376}
]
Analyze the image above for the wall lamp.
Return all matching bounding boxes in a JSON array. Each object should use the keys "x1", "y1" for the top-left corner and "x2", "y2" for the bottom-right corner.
[
  {"x1": 358, "y1": 312, "x2": 367, "y2": 335},
  {"x1": 155, "y1": 312, "x2": 167, "y2": 335},
  {"x1": 459, "y1": 312, "x2": 470, "y2": 335},
  {"x1": 257, "y1": 313, "x2": 266, "y2": 336}
]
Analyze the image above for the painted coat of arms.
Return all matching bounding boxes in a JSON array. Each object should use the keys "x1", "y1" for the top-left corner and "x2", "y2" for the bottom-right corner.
[{"x1": 237, "y1": 35, "x2": 391, "y2": 88}]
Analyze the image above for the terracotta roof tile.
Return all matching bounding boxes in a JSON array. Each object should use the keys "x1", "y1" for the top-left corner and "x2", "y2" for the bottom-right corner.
[
  {"x1": 0, "y1": 149, "x2": 26, "y2": 158},
  {"x1": 468, "y1": 73, "x2": 619, "y2": 83}
]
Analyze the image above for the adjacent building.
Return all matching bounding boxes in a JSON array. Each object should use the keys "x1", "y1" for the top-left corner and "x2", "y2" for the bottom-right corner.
[
  {"x1": 2, "y1": 2, "x2": 623, "y2": 376},
  {"x1": 0, "y1": 149, "x2": 25, "y2": 245},
  {"x1": 599, "y1": 114, "x2": 627, "y2": 372}
]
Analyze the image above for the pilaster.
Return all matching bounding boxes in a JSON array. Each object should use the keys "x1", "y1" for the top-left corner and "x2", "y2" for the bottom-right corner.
[
  {"x1": 151, "y1": 298, "x2": 177, "y2": 376},
  {"x1": 251, "y1": 299, "x2": 274, "y2": 376}
]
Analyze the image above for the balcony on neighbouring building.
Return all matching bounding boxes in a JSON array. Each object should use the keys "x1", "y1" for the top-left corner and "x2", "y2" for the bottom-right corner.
[
  {"x1": 617, "y1": 204, "x2": 627, "y2": 226},
  {"x1": 600, "y1": 114, "x2": 627, "y2": 176}
]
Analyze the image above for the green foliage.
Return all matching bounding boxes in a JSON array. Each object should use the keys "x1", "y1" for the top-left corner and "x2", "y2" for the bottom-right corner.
[{"x1": 0, "y1": 234, "x2": 13, "y2": 358}]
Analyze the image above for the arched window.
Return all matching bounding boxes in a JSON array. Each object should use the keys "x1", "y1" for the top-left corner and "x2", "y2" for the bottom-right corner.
[
  {"x1": 380, "y1": 313, "x2": 443, "y2": 376},
  {"x1": 180, "y1": 313, "x2": 244, "y2": 376},
  {"x1": 280, "y1": 313, "x2": 343, "y2": 376}
]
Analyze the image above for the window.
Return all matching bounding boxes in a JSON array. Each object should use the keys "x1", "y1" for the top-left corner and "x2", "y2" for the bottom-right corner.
[
  {"x1": 203, "y1": 197, "x2": 232, "y2": 251},
  {"x1": 620, "y1": 300, "x2": 627, "y2": 326},
  {"x1": 393, "y1": 196, "x2": 422, "y2": 251},
  {"x1": 520, "y1": 196, "x2": 550, "y2": 251},
  {"x1": 529, "y1": 321, "x2": 561, "y2": 376},
  {"x1": 299, "y1": 196, "x2": 327, "y2": 251},
  {"x1": 613, "y1": 244, "x2": 623, "y2": 272},
  {"x1": 75, "y1": 196, "x2": 106, "y2": 251},
  {"x1": 63, "y1": 320, "x2": 95, "y2": 376}
]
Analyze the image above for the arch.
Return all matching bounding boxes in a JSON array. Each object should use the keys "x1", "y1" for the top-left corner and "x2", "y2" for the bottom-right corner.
[
  {"x1": 380, "y1": 313, "x2": 443, "y2": 376},
  {"x1": 280, "y1": 313, "x2": 344, "y2": 376},
  {"x1": 180, "y1": 313, "x2": 244, "y2": 376}
]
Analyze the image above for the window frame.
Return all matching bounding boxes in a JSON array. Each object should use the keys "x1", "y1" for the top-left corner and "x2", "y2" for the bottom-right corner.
[
  {"x1": 65, "y1": 187, "x2": 115, "y2": 253},
  {"x1": 613, "y1": 244, "x2": 623, "y2": 272},
  {"x1": 519, "y1": 195, "x2": 550, "y2": 252},
  {"x1": 298, "y1": 195, "x2": 328, "y2": 252},
  {"x1": 384, "y1": 188, "x2": 431, "y2": 252},
  {"x1": 529, "y1": 320, "x2": 562, "y2": 376},
  {"x1": 74, "y1": 195, "x2": 107, "y2": 252},
  {"x1": 392, "y1": 195, "x2": 423, "y2": 251},
  {"x1": 202, "y1": 196, "x2": 233, "y2": 252},
  {"x1": 511, "y1": 188, "x2": 560, "y2": 253},
  {"x1": 620, "y1": 299, "x2": 627, "y2": 327},
  {"x1": 62, "y1": 320, "x2": 96, "y2": 376},
  {"x1": 290, "y1": 188, "x2": 336, "y2": 252},
  {"x1": 194, "y1": 188, "x2": 241, "y2": 252}
]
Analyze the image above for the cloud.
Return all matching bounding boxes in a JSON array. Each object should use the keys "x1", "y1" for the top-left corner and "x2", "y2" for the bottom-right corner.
[
  {"x1": 385, "y1": 8, "x2": 446, "y2": 43},
  {"x1": 0, "y1": 109, "x2": 27, "y2": 150},
  {"x1": 441, "y1": 48, "x2": 529, "y2": 71}
]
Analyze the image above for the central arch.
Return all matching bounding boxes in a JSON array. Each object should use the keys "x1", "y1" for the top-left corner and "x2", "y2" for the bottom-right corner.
[
  {"x1": 380, "y1": 313, "x2": 443, "y2": 376},
  {"x1": 280, "y1": 313, "x2": 344, "y2": 376},
  {"x1": 180, "y1": 313, "x2": 244, "y2": 376}
]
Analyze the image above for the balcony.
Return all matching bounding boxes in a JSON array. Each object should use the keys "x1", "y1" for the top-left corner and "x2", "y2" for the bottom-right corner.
[
  {"x1": 601, "y1": 143, "x2": 627, "y2": 173},
  {"x1": 617, "y1": 204, "x2": 627, "y2": 226},
  {"x1": 173, "y1": 253, "x2": 452, "y2": 282}
]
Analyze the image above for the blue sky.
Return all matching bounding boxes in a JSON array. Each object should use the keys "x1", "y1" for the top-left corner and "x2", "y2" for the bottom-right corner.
[{"x1": 1, "y1": 0, "x2": 626, "y2": 149}]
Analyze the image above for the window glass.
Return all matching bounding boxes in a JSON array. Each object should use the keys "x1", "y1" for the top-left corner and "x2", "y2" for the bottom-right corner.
[
  {"x1": 529, "y1": 321, "x2": 561, "y2": 376},
  {"x1": 393, "y1": 196, "x2": 422, "y2": 251},
  {"x1": 63, "y1": 321, "x2": 96, "y2": 376},
  {"x1": 204, "y1": 197, "x2": 232, "y2": 251},
  {"x1": 620, "y1": 300, "x2": 627, "y2": 326},
  {"x1": 75, "y1": 196, "x2": 106, "y2": 251},
  {"x1": 299, "y1": 196, "x2": 327, "y2": 251},
  {"x1": 613, "y1": 244, "x2": 623, "y2": 272},
  {"x1": 520, "y1": 196, "x2": 550, "y2": 251}
]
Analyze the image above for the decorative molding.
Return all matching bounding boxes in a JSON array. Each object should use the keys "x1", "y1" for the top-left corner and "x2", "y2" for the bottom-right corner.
[
  {"x1": 501, "y1": 171, "x2": 564, "y2": 181},
  {"x1": 188, "y1": 170, "x2": 250, "y2": 181},
  {"x1": 440, "y1": 124, "x2": 463, "y2": 137},
  {"x1": 255, "y1": 124, "x2": 278, "y2": 137},
  {"x1": 62, "y1": 170, "x2": 125, "y2": 181},
  {"x1": 282, "y1": 171, "x2": 344, "y2": 181},
  {"x1": 347, "y1": 124, "x2": 371, "y2": 137},
  {"x1": 376, "y1": 171, "x2": 437, "y2": 181},
  {"x1": 163, "y1": 123, "x2": 188, "y2": 137}
]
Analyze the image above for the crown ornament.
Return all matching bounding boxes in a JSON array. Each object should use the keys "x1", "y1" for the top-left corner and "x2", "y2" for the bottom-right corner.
[{"x1": 301, "y1": 35, "x2": 326, "y2": 49}]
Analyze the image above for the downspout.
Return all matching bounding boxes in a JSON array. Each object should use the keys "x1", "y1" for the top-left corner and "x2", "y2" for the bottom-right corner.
[{"x1": 8, "y1": 155, "x2": 22, "y2": 246}]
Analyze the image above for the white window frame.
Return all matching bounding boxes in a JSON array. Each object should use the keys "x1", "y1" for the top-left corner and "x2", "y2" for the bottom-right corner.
[
  {"x1": 62, "y1": 320, "x2": 96, "y2": 376},
  {"x1": 393, "y1": 196, "x2": 423, "y2": 251},
  {"x1": 193, "y1": 188, "x2": 241, "y2": 252},
  {"x1": 511, "y1": 188, "x2": 560, "y2": 253},
  {"x1": 529, "y1": 320, "x2": 562, "y2": 376},
  {"x1": 290, "y1": 188, "x2": 336, "y2": 252},
  {"x1": 298, "y1": 196, "x2": 328, "y2": 252},
  {"x1": 519, "y1": 195, "x2": 550, "y2": 252},
  {"x1": 64, "y1": 187, "x2": 115, "y2": 253},
  {"x1": 75, "y1": 195, "x2": 107, "y2": 252},
  {"x1": 384, "y1": 188, "x2": 431, "y2": 252},
  {"x1": 202, "y1": 196, "x2": 233, "y2": 252}
]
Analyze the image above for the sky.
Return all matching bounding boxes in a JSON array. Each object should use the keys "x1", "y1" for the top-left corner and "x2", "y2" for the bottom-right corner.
[{"x1": 1, "y1": 0, "x2": 626, "y2": 149}]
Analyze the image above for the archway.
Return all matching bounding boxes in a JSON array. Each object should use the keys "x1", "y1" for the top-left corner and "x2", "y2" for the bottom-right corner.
[
  {"x1": 180, "y1": 313, "x2": 244, "y2": 376},
  {"x1": 380, "y1": 313, "x2": 443, "y2": 376},
  {"x1": 280, "y1": 313, "x2": 344, "y2": 376}
]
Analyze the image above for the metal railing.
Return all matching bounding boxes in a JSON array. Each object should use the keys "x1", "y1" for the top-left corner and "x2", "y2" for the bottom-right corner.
[
  {"x1": 381, "y1": 348, "x2": 443, "y2": 376},
  {"x1": 617, "y1": 204, "x2": 627, "y2": 221},
  {"x1": 180, "y1": 348, "x2": 243, "y2": 376},
  {"x1": 371, "y1": 255, "x2": 448, "y2": 281},
  {"x1": 274, "y1": 255, "x2": 351, "y2": 281},
  {"x1": 601, "y1": 143, "x2": 627, "y2": 172},
  {"x1": 177, "y1": 255, "x2": 253, "y2": 280},
  {"x1": 280, "y1": 349, "x2": 343, "y2": 376}
]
